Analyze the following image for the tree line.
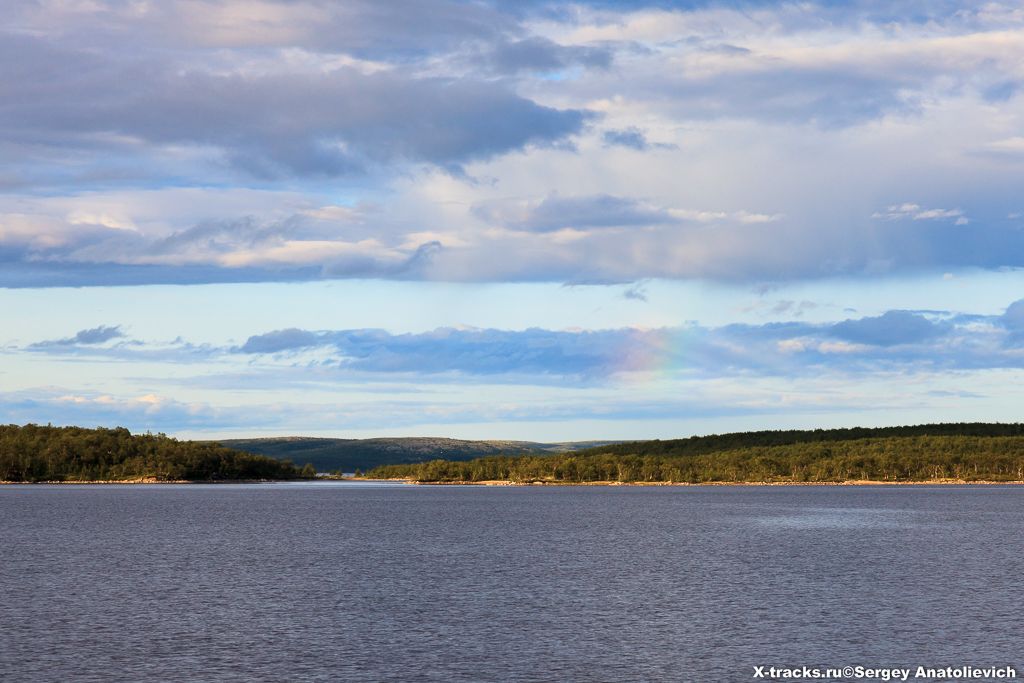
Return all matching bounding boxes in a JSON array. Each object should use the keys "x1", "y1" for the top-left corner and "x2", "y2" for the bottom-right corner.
[
  {"x1": 0, "y1": 424, "x2": 315, "y2": 482},
  {"x1": 367, "y1": 433, "x2": 1024, "y2": 483},
  {"x1": 579, "y1": 422, "x2": 1024, "y2": 459}
]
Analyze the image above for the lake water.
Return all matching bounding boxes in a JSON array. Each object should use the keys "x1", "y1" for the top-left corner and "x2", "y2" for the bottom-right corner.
[{"x1": 1, "y1": 483, "x2": 1021, "y2": 682}]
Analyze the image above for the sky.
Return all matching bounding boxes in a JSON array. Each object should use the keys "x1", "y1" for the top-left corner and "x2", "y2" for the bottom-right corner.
[{"x1": 3, "y1": 0, "x2": 1024, "y2": 440}]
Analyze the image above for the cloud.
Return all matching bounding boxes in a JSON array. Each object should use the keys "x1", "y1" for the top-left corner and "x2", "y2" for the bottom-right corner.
[
  {"x1": 982, "y1": 137, "x2": 1024, "y2": 155},
  {"x1": 8, "y1": 0, "x2": 516, "y2": 60},
  {"x1": 486, "y1": 37, "x2": 613, "y2": 74},
  {"x1": 5, "y1": 200, "x2": 1024, "y2": 287},
  {"x1": 0, "y1": 197, "x2": 457, "y2": 286},
  {"x1": 601, "y1": 127, "x2": 675, "y2": 150},
  {"x1": 239, "y1": 328, "x2": 323, "y2": 354},
  {"x1": 771, "y1": 300, "x2": 817, "y2": 317},
  {"x1": 873, "y1": 203, "x2": 969, "y2": 225},
  {"x1": 30, "y1": 325, "x2": 126, "y2": 349},
  {"x1": 554, "y1": 3, "x2": 1024, "y2": 128},
  {"x1": 236, "y1": 326, "x2": 663, "y2": 376},
  {"x1": 829, "y1": 310, "x2": 947, "y2": 347},
  {"x1": 216, "y1": 304, "x2": 1024, "y2": 380},
  {"x1": 1003, "y1": 299, "x2": 1024, "y2": 329},
  {"x1": 0, "y1": 384, "x2": 828, "y2": 436},
  {"x1": 3, "y1": 0, "x2": 1024, "y2": 288},
  {"x1": 11, "y1": 300, "x2": 1024, "y2": 436},
  {"x1": 483, "y1": 194, "x2": 675, "y2": 232},
  {"x1": 623, "y1": 282, "x2": 649, "y2": 302},
  {"x1": 1000, "y1": 298, "x2": 1024, "y2": 342},
  {"x1": 0, "y1": 390, "x2": 259, "y2": 433},
  {"x1": 0, "y1": 33, "x2": 591, "y2": 179}
]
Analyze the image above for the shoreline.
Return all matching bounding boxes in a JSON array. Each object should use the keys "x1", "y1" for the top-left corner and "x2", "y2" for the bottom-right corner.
[
  {"x1": 4, "y1": 477, "x2": 1022, "y2": 487},
  {"x1": 0, "y1": 478, "x2": 310, "y2": 485},
  {"x1": 394, "y1": 478, "x2": 1024, "y2": 487}
]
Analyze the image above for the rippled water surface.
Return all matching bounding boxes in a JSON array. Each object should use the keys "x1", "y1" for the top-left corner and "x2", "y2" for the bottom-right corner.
[{"x1": 2, "y1": 483, "x2": 1022, "y2": 682}]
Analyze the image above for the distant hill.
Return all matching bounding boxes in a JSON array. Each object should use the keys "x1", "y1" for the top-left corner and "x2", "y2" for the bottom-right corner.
[{"x1": 218, "y1": 436, "x2": 622, "y2": 473}]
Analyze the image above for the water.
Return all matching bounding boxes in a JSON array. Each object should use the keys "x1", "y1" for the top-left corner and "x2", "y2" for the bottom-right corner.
[{"x1": 2, "y1": 483, "x2": 1022, "y2": 682}]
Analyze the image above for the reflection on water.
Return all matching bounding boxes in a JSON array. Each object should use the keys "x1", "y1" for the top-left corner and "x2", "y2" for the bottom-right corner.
[
  {"x1": 278, "y1": 478, "x2": 416, "y2": 488},
  {"x1": 755, "y1": 506, "x2": 915, "y2": 529}
]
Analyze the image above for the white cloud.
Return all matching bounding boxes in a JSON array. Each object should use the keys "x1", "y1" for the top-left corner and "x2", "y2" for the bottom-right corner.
[{"x1": 872, "y1": 203, "x2": 968, "y2": 223}]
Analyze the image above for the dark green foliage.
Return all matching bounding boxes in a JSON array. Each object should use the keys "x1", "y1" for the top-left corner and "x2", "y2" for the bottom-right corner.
[
  {"x1": 367, "y1": 430, "x2": 1024, "y2": 483},
  {"x1": 0, "y1": 424, "x2": 309, "y2": 482},
  {"x1": 580, "y1": 423, "x2": 1024, "y2": 460}
]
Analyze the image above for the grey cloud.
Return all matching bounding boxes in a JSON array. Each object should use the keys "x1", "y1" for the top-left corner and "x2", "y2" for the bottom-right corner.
[
  {"x1": 30, "y1": 325, "x2": 126, "y2": 349},
  {"x1": 32, "y1": 0, "x2": 955, "y2": 65},
  {"x1": 603, "y1": 128, "x2": 651, "y2": 150},
  {"x1": 771, "y1": 300, "x2": 818, "y2": 317},
  {"x1": 221, "y1": 303, "x2": 1024, "y2": 380},
  {"x1": 239, "y1": 329, "x2": 323, "y2": 354},
  {"x1": 148, "y1": 218, "x2": 291, "y2": 257},
  {"x1": 487, "y1": 37, "x2": 613, "y2": 74},
  {"x1": 400, "y1": 241, "x2": 444, "y2": 275},
  {"x1": 20, "y1": 302, "x2": 1024, "y2": 382},
  {"x1": 0, "y1": 261, "x2": 324, "y2": 289},
  {"x1": 10, "y1": 212, "x2": 1024, "y2": 288},
  {"x1": 830, "y1": 311, "x2": 947, "y2": 347},
  {"x1": 602, "y1": 127, "x2": 675, "y2": 151},
  {"x1": 660, "y1": 67, "x2": 922, "y2": 128},
  {"x1": 5, "y1": 1, "x2": 1024, "y2": 290},
  {"x1": 494, "y1": 194, "x2": 676, "y2": 232},
  {"x1": 983, "y1": 80, "x2": 1018, "y2": 103},
  {"x1": 65, "y1": 213, "x2": 376, "y2": 266},
  {"x1": 1001, "y1": 298, "x2": 1024, "y2": 345},
  {"x1": 480, "y1": 219, "x2": 1024, "y2": 283},
  {"x1": 297, "y1": 1, "x2": 514, "y2": 59},
  {"x1": 8, "y1": 0, "x2": 515, "y2": 59},
  {"x1": 72, "y1": 326, "x2": 126, "y2": 345},
  {"x1": 564, "y1": 24, "x2": 1021, "y2": 129},
  {"x1": 0, "y1": 34, "x2": 592, "y2": 179},
  {"x1": 1001, "y1": 299, "x2": 1024, "y2": 331},
  {"x1": 490, "y1": 0, "x2": 969, "y2": 19},
  {"x1": 236, "y1": 327, "x2": 652, "y2": 376},
  {"x1": 623, "y1": 283, "x2": 649, "y2": 302},
  {"x1": 0, "y1": 204, "x2": 445, "y2": 288}
]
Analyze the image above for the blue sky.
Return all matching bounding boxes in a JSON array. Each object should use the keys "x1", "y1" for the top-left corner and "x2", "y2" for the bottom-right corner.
[{"x1": 3, "y1": 0, "x2": 1024, "y2": 439}]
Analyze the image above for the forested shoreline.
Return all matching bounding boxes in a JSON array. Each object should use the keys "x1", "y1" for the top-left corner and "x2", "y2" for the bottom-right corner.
[
  {"x1": 6, "y1": 422, "x2": 1024, "y2": 485},
  {"x1": 0, "y1": 424, "x2": 313, "y2": 482},
  {"x1": 367, "y1": 427, "x2": 1024, "y2": 483}
]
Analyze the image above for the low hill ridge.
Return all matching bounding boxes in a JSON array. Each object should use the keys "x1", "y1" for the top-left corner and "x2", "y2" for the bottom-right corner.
[
  {"x1": 220, "y1": 423, "x2": 1024, "y2": 475},
  {"x1": 219, "y1": 436, "x2": 622, "y2": 472}
]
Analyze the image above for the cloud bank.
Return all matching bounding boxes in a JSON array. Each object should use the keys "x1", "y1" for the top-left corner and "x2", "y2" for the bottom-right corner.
[
  {"x1": 23, "y1": 299, "x2": 1024, "y2": 381},
  {"x1": 2, "y1": 0, "x2": 1024, "y2": 286}
]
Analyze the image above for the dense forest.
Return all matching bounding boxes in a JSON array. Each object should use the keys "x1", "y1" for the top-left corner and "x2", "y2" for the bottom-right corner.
[
  {"x1": 583, "y1": 423, "x2": 1024, "y2": 458},
  {"x1": 0, "y1": 424, "x2": 314, "y2": 482},
  {"x1": 367, "y1": 425, "x2": 1024, "y2": 483}
]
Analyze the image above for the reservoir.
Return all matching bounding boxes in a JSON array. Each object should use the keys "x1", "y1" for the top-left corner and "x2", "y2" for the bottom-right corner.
[{"x1": 2, "y1": 483, "x2": 1021, "y2": 681}]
